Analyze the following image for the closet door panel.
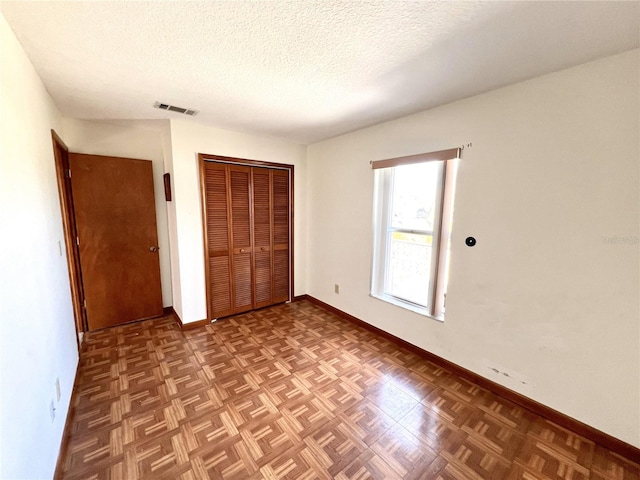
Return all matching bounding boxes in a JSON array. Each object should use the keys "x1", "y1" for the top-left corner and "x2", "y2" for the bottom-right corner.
[
  {"x1": 254, "y1": 251, "x2": 272, "y2": 306},
  {"x1": 273, "y1": 248, "x2": 289, "y2": 301},
  {"x1": 229, "y1": 166, "x2": 253, "y2": 313},
  {"x1": 252, "y1": 169, "x2": 271, "y2": 248},
  {"x1": 203, "y1": 163, "x2": 233, "y2": 318},
  {"x1": 252, "y1": 168, "x2": 273, "y2": 307},
  {"x1": 233, "y1": 253, "x2": 253, "y2": 311},
  {"x1": 210, "y1": 256, "x2": 232, "y2": 315},
  {"x1": 230, "y1": 167, "x2": 251, "y2": 249},
  {"x1": 272, "y1": 170, "x2": 290, "y2": 303},
  {"x1": 202, "y1": 157, "x2": 292, "y2": 320}
]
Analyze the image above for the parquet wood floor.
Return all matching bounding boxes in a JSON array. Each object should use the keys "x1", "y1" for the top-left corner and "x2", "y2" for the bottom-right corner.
[{"x1": 58, "y1": 301, "x2": 639, "y2": 479}]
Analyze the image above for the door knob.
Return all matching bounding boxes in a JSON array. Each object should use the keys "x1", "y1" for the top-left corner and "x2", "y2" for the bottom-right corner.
[{"x1": 150, "y1": 246, "x2": 159, "y2": 252}]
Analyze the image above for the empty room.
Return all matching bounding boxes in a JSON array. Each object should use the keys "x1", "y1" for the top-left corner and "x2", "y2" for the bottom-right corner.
[{"x1": 0, "y1": 1, "x2": 638, "y2": 479}]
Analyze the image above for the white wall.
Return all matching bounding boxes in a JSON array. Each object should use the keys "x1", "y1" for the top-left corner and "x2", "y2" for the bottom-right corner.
[
  {"x1": 0, "y1": 13, "x2": 79, "y2": 479},
  {"x1": 61, "y1": 118, "x2": 173, "y2": 307},
  {"x1": 307, "y1": 50, "x2": 640, "y2": 447},
  {"x1": 169, "y1": 118, "x2": 307, "y2": 324},
  {"x1": 161, "y1": 124, "x2": 183, "y2": 317}
]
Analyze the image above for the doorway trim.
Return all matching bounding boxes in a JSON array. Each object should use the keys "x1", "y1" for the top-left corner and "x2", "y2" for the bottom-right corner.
[
  {"x1": 198, "y1": 153, "x2": 295, "y2": 321},
  {"x1": 51, "y1": 130, "x2": 86, "y2": 347}
]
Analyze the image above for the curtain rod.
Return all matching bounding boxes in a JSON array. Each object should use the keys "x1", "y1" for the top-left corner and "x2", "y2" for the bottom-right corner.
[{"x1": 370, "y1": 147, "x2": 461, "y2": 169}]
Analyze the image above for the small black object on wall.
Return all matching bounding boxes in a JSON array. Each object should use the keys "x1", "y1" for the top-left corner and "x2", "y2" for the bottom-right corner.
[
  {"x1": 163, "y1": 173, "x2": 172, "y2": 201},
  {"x1": 465, "y1": 236, "x2": 476, "y2": 247}
]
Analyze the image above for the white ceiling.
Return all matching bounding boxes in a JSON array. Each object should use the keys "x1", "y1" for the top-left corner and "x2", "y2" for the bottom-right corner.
[{"x1": 1, "y1": 1, "x2": 638, "y2": 144}]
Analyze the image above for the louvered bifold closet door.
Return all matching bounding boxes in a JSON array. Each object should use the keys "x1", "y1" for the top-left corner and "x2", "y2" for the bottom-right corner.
[
  {"x1": 229, "y1": 166, "x2": 254, "y2": 313},
  {"x1": 252, "y1": 168, "x2": 273, "y2": 308},
  {"x1": 272, "y1": 169, "x2": 290, "y2": 303},
  {"x1": 203, "y1": 163, "x2": 233, "y2": 318}
]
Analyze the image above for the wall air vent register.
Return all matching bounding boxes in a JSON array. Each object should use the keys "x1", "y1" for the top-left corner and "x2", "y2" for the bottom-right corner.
[{"x1": 153, "y1": 102, "x2": 198, "y2": 116}]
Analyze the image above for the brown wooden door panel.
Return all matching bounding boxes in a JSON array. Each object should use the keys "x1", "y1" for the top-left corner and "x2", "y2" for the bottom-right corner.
[
  {"x1": 229, "y1": 166, "x2": 251, "y2": 250},
  {"x1": 254, "y1": 249, "x2": 272, "y2": 307},
  {"x1": 200, "y1": 156, "x2": 292, "y2": 320},
  {"x1": 209, "y1": 256, "x2": 233, "y2": 316},
  {"x1": 272, "y1": 169, "x2": 290, "y2": 303},
  {"x1": 252, "y1": 169, "x2": 272, "y2": 249},
  {"x1": 69, "y1": 153, "x2": 163, "y2": 330},
  {"x1": 205, "y1": 165, "x2": 231, "y2": 251},
  {"x1": 203, "y1": 163, "x2": 233, "y2": 318},
  {"x1": 233, "y1": 252, "x2": 253, "y2": 312},
  {"x1": 252, "y1": 168, "x2": 273, "y2": 308},
  {"x1": 272, "y1": 170, "x2": 289, "y2": 246},
  {"x1": 229, "y1": 166, "x2": 253, "y2": 313},
  {"x1": 273, "y1": 249, "x2": 290, "y2": 302}
]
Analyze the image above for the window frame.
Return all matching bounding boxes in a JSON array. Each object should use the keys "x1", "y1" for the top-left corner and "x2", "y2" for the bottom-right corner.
[{"x1": 370, "y1": 148, "x2": 459, "y2": 320}]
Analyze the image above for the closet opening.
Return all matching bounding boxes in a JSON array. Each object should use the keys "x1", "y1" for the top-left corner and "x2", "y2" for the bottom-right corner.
[{"x1": 198, "y1": 154, "x2": 294, "y2": 321}]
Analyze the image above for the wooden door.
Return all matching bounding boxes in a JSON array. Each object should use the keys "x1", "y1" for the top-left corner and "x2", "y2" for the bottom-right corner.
[
  {"x1": 203, "y1": 162, "x2": 234, "y2": 318},
  {"x1": 229, "y1": 166, "x2": 253, "y2": 314},
  {"x1": 69, "y1": 153, "x2": 163, "y2": 330},
  {"x1": 272, "y1": 169, "x2": 290, "y2": 303},
  {"x1": 200, "y1": 155, "x2": 293, "y2": 321},
  {"x1": 252, "y1": 168, "x2": 273, "y2": 308}
]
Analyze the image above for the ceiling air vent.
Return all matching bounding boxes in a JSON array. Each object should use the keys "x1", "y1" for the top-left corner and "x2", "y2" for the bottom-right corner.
[{"x1": 154, "y1": 102, "x2": 198, "y2": 116}]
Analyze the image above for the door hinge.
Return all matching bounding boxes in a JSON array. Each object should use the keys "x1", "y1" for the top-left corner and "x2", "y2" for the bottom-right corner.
[
  {"x1": 83, "y1": 299, "x2": 87, "y2": 309},
  {"x1": 76, "y1": 236, "x2": 80, "y2": 246},
  {"x1": 65, "y1": 169, "x2": 72, "y2": 178}
]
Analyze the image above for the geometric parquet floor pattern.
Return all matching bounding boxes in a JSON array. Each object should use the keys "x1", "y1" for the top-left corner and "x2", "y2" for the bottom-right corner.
[{"x1": 58, "y1": 301, "x2": 639, "y2": 479}]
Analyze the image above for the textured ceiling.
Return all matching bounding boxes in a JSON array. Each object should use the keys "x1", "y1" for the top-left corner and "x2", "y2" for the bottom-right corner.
[{"x1": 1, "y1": 1, "x2": 638, "y2": 144}]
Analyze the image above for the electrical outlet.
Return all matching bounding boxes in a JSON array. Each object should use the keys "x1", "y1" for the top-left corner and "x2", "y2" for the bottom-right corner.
[
  {"x1": 55, "y1": 378, "x2": 61, "y2": 402},
  {"x1": 334, "y1": 284, "x2": 340, "y2": 294},
  {"x1": 49, "y1": 400, "x2": 56, "y2": 422}
]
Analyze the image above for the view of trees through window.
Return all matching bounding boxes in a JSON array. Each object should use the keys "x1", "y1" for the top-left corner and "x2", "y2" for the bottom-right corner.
[{"x1": 385, "y1": 162, "x2": 440, "y2": 306}]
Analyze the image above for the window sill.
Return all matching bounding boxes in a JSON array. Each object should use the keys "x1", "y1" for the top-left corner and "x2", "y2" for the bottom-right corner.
[{"x1": 369, "y1": 293, "x2": 444, "y2": 322}]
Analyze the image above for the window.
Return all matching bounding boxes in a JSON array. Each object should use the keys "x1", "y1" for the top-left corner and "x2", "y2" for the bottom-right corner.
[{"x1": 371, "y1": 148, "x2": 459, "y2": 320}]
